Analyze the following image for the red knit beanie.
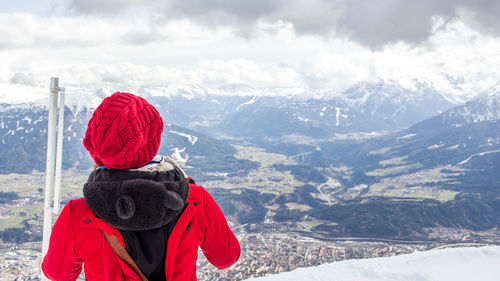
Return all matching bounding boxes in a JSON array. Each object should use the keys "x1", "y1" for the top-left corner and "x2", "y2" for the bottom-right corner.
[{"x1": 83, "y1": 92, "x2": 163, "y2": 169}]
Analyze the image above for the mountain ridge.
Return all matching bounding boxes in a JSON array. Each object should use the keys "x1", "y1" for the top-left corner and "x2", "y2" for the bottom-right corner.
[{"x1": 0, "y1": 102, "x2": 257, "y2": 176}]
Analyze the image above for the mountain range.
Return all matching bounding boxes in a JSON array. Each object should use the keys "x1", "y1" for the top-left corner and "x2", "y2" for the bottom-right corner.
[
  {"x1": 157, "y1": 80, "x2": 456, "y2": 139},
  {"x1": 0, "y1": 80, "x2": 456, "y2": 173},
  {"x1": 217, "y1": 80, "x2": 454, "y2": 139},
  {"x1": 1, "y1": 80, "x2": 499, "y2": 240}
]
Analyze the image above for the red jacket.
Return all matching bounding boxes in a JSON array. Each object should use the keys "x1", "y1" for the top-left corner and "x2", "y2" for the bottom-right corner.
[{"x1": 42, "y1": 184, "x2": 240, "y2": 280}]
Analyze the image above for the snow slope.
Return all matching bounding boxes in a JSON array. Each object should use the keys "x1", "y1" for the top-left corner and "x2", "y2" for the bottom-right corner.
[{"x1": 246, "y1": 246, "x2": 500, "y2": 281}]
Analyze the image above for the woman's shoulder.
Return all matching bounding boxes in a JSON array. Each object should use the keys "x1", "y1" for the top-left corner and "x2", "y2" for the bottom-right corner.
[
  {"x1": 188, "y1": 181, "x2": 216, "y2": 206},
  {"x1": 61, "y1": 198, "x2": 93, "y2": 220},
  {"x1": 188, "y1": 182, "x2": 206, "y2": 201},
  {"x1": 187, "y1": 182, "x2": 222, "y2": 210},
  {"x1": 67, "y1": 197, "x2": 89, "y2": 209}
]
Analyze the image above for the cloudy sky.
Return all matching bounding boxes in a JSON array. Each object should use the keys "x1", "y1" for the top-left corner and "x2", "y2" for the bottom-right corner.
[{"x1": 1, "y1": 0, "x2": 499, "y2": 103}]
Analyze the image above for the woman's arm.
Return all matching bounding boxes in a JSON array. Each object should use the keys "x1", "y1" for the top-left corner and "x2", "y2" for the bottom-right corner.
[
  {"x1": 42, "y1": 200, "x2": 83, "y2": 281},
  {"x1": 200, "y1": 187, "x2": 241, "y2": 269}
]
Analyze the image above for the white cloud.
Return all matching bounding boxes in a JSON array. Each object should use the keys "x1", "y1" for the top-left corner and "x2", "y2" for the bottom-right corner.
[
  {"x1": 0, "y1": 14, "x2": 116, "y2": 49},
  {"x1": 0, "y1": 13, "x2": 498, "y2": 104}
]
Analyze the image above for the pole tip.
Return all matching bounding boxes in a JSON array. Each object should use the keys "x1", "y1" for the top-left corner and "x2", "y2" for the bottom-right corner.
[{"x1": 50, "y1": 77, "x2": 59, "y2": 93}]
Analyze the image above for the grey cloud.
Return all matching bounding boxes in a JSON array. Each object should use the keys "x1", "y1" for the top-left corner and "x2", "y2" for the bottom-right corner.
[
  {"x1": 332, "y1": 0, "x2": 456, "y2": 48},
  {"x1": 121, "y1": 31, "x2": 161, "y2": 45},
  {"x1": 66, "y1": 0, "x2": 151, "y2": 14},
  {"x1": 10, "y1": 73, "x2": 37, "y2": 86},
  {"x1": 459, "y1": 0, "x2": 500, "y2": 36},
  {"x1": 167, "y1": 0, "x2": 279, "y2": 22},
  {"x1": 64, "y1": 0, "x2": 500, "y2": 48},
  {"x1": 120, "y1": 27, "x2": 164, "y2": 45},
  {"x1": 334, "y1": 0, "x2": 500, "y2": 48}
]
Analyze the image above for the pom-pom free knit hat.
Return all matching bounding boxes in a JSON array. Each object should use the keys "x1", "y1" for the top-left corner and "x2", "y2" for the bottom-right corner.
[{"x1": 83, "y1": 92, "x2": 163, "y2": 169}]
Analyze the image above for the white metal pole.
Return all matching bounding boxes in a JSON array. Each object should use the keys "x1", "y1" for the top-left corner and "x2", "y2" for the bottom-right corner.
[
  {"x1": 42, "y1": 78, "x2": 59, "y2": 259},
  {"x1": 53, "y1": 87, "x2": 65, "y2": 214}
]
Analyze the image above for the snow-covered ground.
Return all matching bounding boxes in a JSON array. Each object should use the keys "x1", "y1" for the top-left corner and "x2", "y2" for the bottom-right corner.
[{"x1": 246, "y1": 246, "x2": 500, "y2": 281}]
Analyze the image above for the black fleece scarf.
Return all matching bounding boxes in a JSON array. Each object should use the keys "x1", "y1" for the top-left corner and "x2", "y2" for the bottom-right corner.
[{"x1": 83, "y1": 165, "x2": 190, "y2": 231}]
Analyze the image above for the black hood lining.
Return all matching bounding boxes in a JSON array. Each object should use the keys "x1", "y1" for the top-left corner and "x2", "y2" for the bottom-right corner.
[{"x1": 83, "y1": 166, "x2": 190, "y2": 231}]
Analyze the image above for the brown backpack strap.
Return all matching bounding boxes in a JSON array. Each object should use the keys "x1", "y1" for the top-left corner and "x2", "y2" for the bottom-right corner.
[{"x1": 102, "y1": 231, "x2": 149, "y2": 281}]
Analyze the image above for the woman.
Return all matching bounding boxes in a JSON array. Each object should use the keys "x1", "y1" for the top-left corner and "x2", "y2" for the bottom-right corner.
[{"x1": 42, "y1": 92, "x2": 240, "y2": 280}]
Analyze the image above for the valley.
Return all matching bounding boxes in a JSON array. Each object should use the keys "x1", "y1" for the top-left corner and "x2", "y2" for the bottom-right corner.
[
  {"x1": 0, "y1": 165, "x2": 497, "y2": 280},
  {"x1": 0, "y1": 141, "x2": 498, "y2": 280}
]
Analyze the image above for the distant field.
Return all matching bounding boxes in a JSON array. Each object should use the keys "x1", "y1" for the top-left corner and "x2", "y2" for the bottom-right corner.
[
  {"x1": 362, "y1": 166, "x2": 464, "y2": 202},
  {"x1": 0, "y1": 216, "x2": 24, "y2": 230},
  {"x1": 234, "y1": 145, "x2": 296, "y2": 167},
  {"x1": 0, "y1": 170, "x2": 87, "y2": 232},
  {"x1": 206, "y1": 145, "x2": 304, "y2": 194},
  {"x1": 0, "y1": 169, "x2": 87, "y2": 198}
]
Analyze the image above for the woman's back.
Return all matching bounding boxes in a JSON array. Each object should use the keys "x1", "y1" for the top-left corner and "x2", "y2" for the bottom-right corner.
[{"x1": 42, "y1": 92, "x2": 240, "y2": 280}]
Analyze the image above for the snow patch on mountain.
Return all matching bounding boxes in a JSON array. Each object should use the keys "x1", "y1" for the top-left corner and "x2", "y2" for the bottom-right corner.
[
  {"x1": 398, "y1": 133, "x2": 416, "y2": 140},
  {"x1": 21, "y1": 116, "x2": 32, "y2": 124},
  {"x1": 295, "y1": 115, "x2": 313, "y2": 123},
  {"x1": 33, "y1": 116, "x2": 44, "y2": 125},
  {"x1": 427, "y1": 143, "x2": 445, "y2": 150},
  {"x1": 169, "y1": 147, "x2": 188, "y2": 165},
  {"x1": 246, "y1": 246, "x2": 500, "y2": 281},
  {"x1": 457, "y1": 149, "x2": 500, "y2": 165},
  {"x1": 236, "y1": 96, "x2": 259, "y2": 111},
  {"x1": 169, "y1": 130, "x2": 198, "y2": 145},
  {"x1": 335, "y1": 107, "x2": 348, "y2": 126},
  {"x1": 1, "y1": 129, "x2": 15, "y2": 144}
]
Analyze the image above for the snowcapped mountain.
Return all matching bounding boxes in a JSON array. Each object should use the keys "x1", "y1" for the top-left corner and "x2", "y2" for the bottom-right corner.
[
  {"x1": 396, "y1": 91, "x2": 500, "y2": 169},
  {"x1": 62, "y1": 87, "x2": 113, "y2": 116},
  {"x1": 0, "y1": 80, "x2": 487, "y2": 180},
  {"x1": 217, "y1": 80, "x2": 455, "y2": 139},
  {"x1": 341, "y1": 80, "x2": 455, "y2": 129},
  {"x1": 0, "y1": 102, "x2": 90, "y2": 172},
  {"x1": 427, "y1": 91, "x2": 500, "y2": 128},
  {"x1": 245, "y1": 246, "x2": 500, "y2": 281},
  {"x1": 0, "y1": 80, "x2": 458, "y2": 140},
  {"x1": 0, "y1": 102, "x2": 257, "y2": 176}
]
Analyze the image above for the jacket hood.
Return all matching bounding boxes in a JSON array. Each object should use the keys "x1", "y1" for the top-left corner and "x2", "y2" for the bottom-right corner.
[{"x1": 83, "y1": 157, "x2": 190, "y2": 231}]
